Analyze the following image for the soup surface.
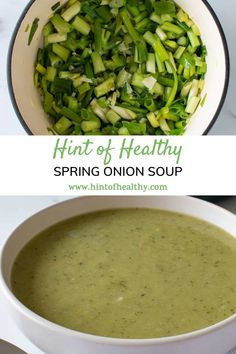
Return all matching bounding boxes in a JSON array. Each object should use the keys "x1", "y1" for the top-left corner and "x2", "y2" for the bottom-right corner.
[{"x1": 11, "y1": 208, "x2": 236, "y2": 339}]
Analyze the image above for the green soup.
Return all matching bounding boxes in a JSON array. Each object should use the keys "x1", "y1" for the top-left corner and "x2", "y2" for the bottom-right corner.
[{"x1": 11, "y1": 209, "x2": 236, "y2": 339}]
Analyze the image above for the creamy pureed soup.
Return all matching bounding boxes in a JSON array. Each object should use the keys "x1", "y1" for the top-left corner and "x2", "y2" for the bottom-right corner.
[{"x1": 11, "y1": 209, "x2": 236, "y2": 339}]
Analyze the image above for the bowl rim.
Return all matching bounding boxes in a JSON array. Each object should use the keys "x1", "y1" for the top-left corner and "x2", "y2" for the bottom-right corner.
[
  {"x1": 1, "y1": 196, "x2": 236, "y2": 347},
  {"x1": 7, "y1": 0, "x2": 230, "y2": 136}
]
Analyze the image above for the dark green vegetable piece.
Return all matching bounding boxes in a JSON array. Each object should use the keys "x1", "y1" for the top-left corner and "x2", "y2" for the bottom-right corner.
[
  {"x1": 52, "y1": 78, "x2": 73, "y2": 94},
  {"x1": 43, "y1": 91, "x2": 54, "y2": 113},
  {"x1": 34, "y1": 0, "x2": 207, "y2": 135},
  {"x1": 179, "y1": 51, "x2": 195, "y2": 68},
  {"x1": 81, "y1": 3, "x2": 97, "y2": 18},
  {"x1": 123, "y1": 121, "x2": 147, "y2": 135},
  {"x1": 60, "y1": 107, "x2": 81, "y2": 122},
  {"x1": 51, "y1": 14, "x2": 71, "y2": 34},
  {"x1": 157, "y1": 76, "x2": 174, "y2": 87},
  {"x1": 154, "y1": 1, "x2": 176, "y2": 14},
  {"x1": 54, "y1": 116, "x2": 73, "y2": 134},
  {"x1": 96, "y1": 6, "x2": 112, "y2": 23},
  {"x1": 28, "y1": 18, "x2": 39, "y2": 45},
  {"x1": 175, "y1": 20, "x2": 190, "y2": 32},
  {"x1": 51, "y1": 2, "x2": 61, "y2": 11}
]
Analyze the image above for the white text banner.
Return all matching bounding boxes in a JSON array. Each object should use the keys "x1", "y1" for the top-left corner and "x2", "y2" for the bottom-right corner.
[{"x1": 0, "y1": 136, "x2": 235, "y2": 195}]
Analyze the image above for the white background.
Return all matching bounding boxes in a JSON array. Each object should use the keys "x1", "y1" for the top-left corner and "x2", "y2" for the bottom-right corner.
[
  {"x1": 0, "y1": 0, "x2": 236, "y2": 134},
  {"x1": 0, "y1": 196, "x2": 236, "y2": 354},
  {"x1": 0, "y1": 136, "x2": 236, "y2": 196}
]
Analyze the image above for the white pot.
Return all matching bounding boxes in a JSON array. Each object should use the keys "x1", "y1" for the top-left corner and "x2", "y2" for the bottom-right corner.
[
  {"x1": 0, "y1": 196, "x2": 236, "y2": 354},
  {"x1": 8, "y1": 0, "x2": 229, "y2": 135}
]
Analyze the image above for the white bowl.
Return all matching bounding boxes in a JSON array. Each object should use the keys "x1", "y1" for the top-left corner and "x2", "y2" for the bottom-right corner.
[
  {"x1": 0, "y1": 196, "x2": 236, "y2": 354},
  {"x1": 7, "y1": 0, "x2": 229, "y2": 135}
]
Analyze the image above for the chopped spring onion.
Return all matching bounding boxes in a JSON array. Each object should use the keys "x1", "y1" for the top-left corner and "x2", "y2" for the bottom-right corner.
[
  {"x1": 61, "y1": 2, "x2": 81, "y2": 22},
  {"x1": 28, "y1": 18, "x2": 39, "y2": 45},
  {"x1": 34, "y1": 0, "x2": 207, "y2": 135},
  {"x1": 185, "y1": 96, "x2": 200, "y2": 114}
]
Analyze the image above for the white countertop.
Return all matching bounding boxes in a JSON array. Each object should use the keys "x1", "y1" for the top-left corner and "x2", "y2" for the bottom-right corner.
[
  {"x1": 0, "y1": 0, "x2": 236, "y2": 135},
  {"x1": 0, "y1": 196, "x2": 236, "y2": 353}
]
